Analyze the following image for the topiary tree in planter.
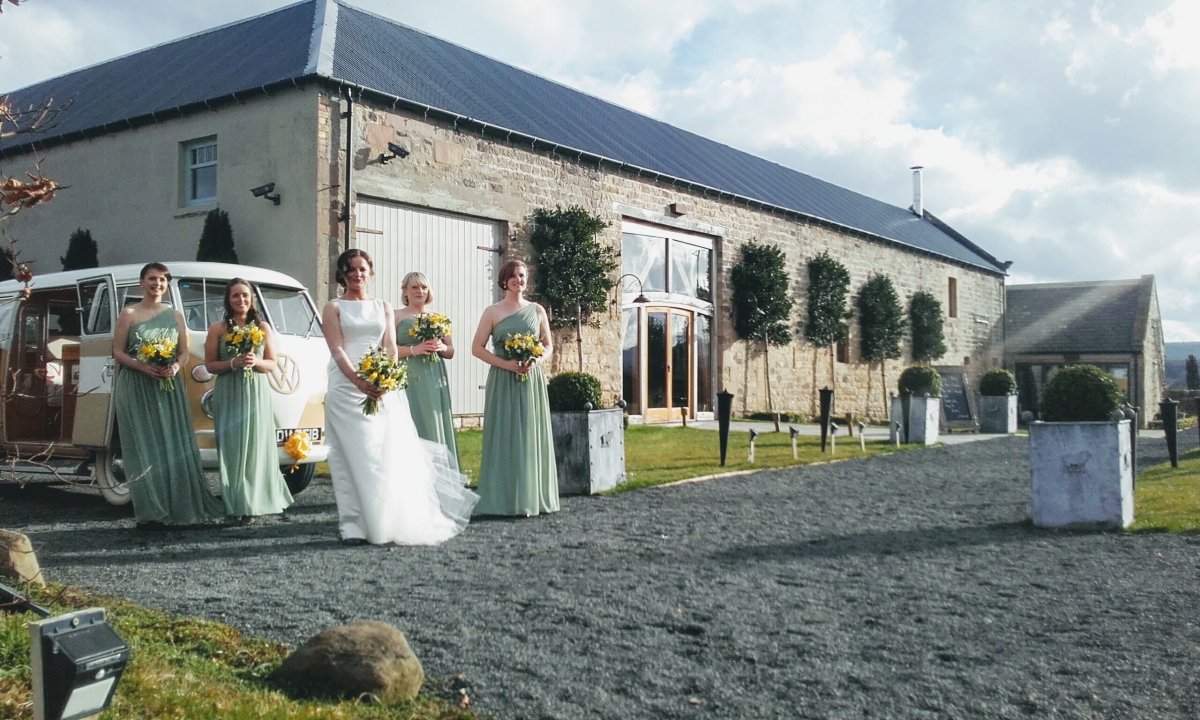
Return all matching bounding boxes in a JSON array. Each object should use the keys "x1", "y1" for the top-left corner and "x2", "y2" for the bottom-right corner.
[
  {"x1": 1029, "y1": 365, "x2": 1131, "y2": 528},
  {"x1": 978, "y1": 368, "x2": 1018, "y2": 433},
  {"x1": 196, "y1": 208, "x2": 238, "y2": 264},
  {"x1": 894, "y1": 364, "x2": 941, "y2": 445},
  {"x1": 547, "y1": 372, "x2": 602, "y2": 411},
  {"x1": 61, "y1": 227, "x2": 99, "y2": 271},
  {"x1": 857, "y1": 273, "x2": 905, "y2": 416},
  {"x1": 1040, "y1": 365, "x2": 1122, "y2": 422},
  {"x1": 805, "y1": 252, "x2": 852, "y2": 414},
  {"x1": 530, "y1": 206, "x2": 617, "y2": 372},
  {"x1": 546, "y1": 371, "x2": 624, "y2": 494},
  {"x1": 908, "y1": 290, "x2": 946, "y2": 363},
  {"x1": 732, "y1": 241, "x2": 794, "y2": 430},
  {"x1": 898, "y1": 365, "x2": 942, "y2": 398}
]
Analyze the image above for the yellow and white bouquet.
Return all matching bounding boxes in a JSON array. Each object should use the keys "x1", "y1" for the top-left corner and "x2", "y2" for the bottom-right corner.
[
  {"x1": 501, "y1": 332, "x2": 545, "y2": 383},
  {"x1": 136, "y1": 336, "x2": 178, "y2": 392},
  {"x1": 223, "y1": 321, "x2": 267, "y2": 378},
  {"x1": 356, "y1": 345, "x2": 408, "y2": 415},
  {"x1": 407, "y1": 312, "x2": 452, "y2": 363}
]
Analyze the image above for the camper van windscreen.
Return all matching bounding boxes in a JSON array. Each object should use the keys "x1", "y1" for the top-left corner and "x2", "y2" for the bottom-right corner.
[{"x1": 257, "y1": 286, "x2": 319, "y2": 338}]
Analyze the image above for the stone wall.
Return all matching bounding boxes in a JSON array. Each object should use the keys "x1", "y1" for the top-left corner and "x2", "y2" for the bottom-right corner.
[{"x1": 318, "y1": 90, "x2": 1006, "y2": 421}]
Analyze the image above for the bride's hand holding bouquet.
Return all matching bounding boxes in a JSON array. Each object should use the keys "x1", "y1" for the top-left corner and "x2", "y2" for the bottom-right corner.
[{"x1": 355, "y1": 345, "x2": 409, "y2": 415}]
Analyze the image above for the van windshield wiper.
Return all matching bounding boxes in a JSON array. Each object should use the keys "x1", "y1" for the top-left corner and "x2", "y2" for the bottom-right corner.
[{"x1": 302, "y1": 312, "x2": 318, "y2": 339}]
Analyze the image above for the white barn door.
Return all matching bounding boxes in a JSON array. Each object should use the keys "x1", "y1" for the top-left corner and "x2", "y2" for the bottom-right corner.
[{"x1": 354, "y1": 199, "x2": 500, "y2": 416}]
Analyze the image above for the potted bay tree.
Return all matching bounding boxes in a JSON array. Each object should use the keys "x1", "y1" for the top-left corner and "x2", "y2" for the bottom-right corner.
[
  {"x1": 891, "y1": 364, "x2": 941, "y2": 445},
  {"x1": 547, "y1": 372, "x2": 626, "y2": 495},
  {"x1": 1029, "y1": 365, "x2": 1131, "y2": 528},
  {"x1": 978, "y1": 368, "x2": 1018, "y2": 434}
]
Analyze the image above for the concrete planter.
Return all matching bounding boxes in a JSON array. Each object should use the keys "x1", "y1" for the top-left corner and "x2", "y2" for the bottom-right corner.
[
  {"x1": 1029, "y1": 420, "x2": 1133, "y2": 528},
  {"x1": 550, "y1": 408, "x2": 626, "y2": 495},
  {"x1": 888, "y1": 395, "x2": 940, "y2": 445},
  {"x1": 979, "y1": 395, "x2": 1018, "y2": 434}
]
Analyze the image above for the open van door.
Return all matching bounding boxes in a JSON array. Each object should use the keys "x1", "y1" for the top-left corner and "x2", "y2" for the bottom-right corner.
[
  {"x1": 72, "y1": 275, "x2": 117, "y2": 448},
  {"x1": 0, "y1": 296, "x2": 21, "y2": 441}
]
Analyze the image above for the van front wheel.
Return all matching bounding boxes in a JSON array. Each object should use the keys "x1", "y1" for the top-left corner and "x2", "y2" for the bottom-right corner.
[
  {"x1": 281, "y1": 463, "x2": 315, "y2": 496},
  {"x1": 95, "y1": 448, "x2": 132, "y2": 506}
]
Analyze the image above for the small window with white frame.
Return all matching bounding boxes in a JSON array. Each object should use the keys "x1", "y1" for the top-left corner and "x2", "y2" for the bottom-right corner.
[{"x1": 183, "y1": 137, "x2": 217, "y2": 206}]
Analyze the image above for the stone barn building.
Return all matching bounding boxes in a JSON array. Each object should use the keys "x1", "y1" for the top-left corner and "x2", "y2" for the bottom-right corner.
[{"x1": 0, "y1": 0, "x2": 1008, "y2": 425}]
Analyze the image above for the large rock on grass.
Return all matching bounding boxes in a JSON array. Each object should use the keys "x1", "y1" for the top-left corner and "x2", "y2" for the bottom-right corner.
[
  {"x1": 0, "y1": 530, "x2": 45, "y2": 587},
  {"x1": 273, "y1": 621, "x2": 424, "y2": 702}
]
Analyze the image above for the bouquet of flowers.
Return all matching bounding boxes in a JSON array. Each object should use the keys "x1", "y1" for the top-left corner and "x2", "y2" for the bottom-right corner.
[
  {"x1": 407, "y1": 312, "x2": 452, "y2": 363},
  {"x1": 356, "y1": 345, "x2": 408, "y2": 415},
  {"x1": 223, "y1": 321, "x2": 267, "y2": 378},
  {"x1": 502, "y1": 333, "x2": 545, "y2": 383},
  {"x1": 137, "y1": 336, "x2": 178, "y2": 392}
]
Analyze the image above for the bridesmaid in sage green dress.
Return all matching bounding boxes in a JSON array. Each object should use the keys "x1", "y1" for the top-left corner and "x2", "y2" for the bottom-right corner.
[
  {"x1": 394, "y1": 272, "x2": 460, "y2": 471},
  {"x1": 470, "y1": 260, "x2": 559, "y2": 516},
  {"x1": 112, "y1": 262, "x2": 224, "y2": 529},
  {"x1": 204, "y1": 279, "x2": 293, "y2": 524}
]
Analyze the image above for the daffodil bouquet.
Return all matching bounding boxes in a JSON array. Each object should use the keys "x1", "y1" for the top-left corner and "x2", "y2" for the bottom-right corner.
[
  {"x1": 407, "y1": 312, "x2": 452, "y2": 363},
  {"x1": 502, "y1": 332, "x2": 545, "y2": 382},
  {"x1": 356, "y1": 345, "x2": 408, "y2": 415},
  {"x1": 223, "y1": 321, "x2": 267, "y2": 378},
  {"x1": 137, "y1": 336, "x2": 178, "y2": 392}
]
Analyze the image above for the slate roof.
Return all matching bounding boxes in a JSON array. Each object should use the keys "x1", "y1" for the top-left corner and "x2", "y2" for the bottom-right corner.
[
  {"x1": 0, "y1": 0, "x2": 1006, "y2": 274},
  {"x1": 1006, "y1": 276, "x2": 1157, "y2": 355}
]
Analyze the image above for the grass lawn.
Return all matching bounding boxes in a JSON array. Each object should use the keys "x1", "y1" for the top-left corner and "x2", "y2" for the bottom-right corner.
[
  {"x1": 456, "y1": 425, "x2": 905, "y2": 492},
  {"x1": 1131, "y1": 448, "x2": 1200, "y2": 533},
  {"x1": 0, "y1": 585, "x2": 479, "y2": 720}
]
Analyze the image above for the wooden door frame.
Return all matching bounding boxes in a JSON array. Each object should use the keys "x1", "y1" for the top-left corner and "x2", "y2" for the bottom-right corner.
[{"x1": 641, "y1": 306, "x2": 694, "y2": 423}]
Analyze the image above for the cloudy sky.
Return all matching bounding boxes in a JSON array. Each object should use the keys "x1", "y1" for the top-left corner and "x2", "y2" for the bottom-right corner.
[{"x1": 3, "y1": 0, "x2": 1198, "y2": 340}]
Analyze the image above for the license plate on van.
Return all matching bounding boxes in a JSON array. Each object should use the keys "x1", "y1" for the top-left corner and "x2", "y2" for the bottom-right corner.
[{"x1": 276, "y1": 428, "x2": 324, "y2": 444}]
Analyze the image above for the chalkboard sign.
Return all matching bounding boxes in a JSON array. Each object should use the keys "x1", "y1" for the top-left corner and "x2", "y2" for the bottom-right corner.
[{"x1": 934, "y1": 366, "x2": 977, "y2": 431}]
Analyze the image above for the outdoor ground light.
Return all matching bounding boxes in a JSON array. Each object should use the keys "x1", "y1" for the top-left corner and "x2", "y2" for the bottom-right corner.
[
  {"x1": 789, "y1": 425, "x2": 799, "y2": 459},
  {"x1": 30, "y1": 607, "x2": 130, "y2": 720}
]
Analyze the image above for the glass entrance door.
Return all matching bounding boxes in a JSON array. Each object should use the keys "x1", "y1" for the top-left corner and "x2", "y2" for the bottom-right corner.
[{"x1": 644, "y1": 308, "x2": 691, "y2": 422}]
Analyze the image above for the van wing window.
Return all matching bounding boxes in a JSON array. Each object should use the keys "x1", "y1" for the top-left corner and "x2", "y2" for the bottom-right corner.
[
  {"x1": 78, "y1": 280, "x2": 113, "y2": 335},
  {"x1": 258, "y1": 285, "x2": 320, "y2": 337}
]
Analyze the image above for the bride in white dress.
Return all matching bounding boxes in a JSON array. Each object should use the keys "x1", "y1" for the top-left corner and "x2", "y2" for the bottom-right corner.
[{"x1": 321, "y1": 249, "x2": 478, "y2": 545}]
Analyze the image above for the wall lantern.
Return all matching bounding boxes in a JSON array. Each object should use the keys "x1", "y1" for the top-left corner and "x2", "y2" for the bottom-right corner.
[
  {"x1": 2, "y1": 583, "x2": 130, "y2": 720},
  {"x1": 616, "y1": 273, "x2": 650, "y2": 304},
  {"x1": 379, "y1": 142, "x2": 410, "y2": 164},
  {"x1": 250, "y1": 182, "x2": 281, "y2": 205}
]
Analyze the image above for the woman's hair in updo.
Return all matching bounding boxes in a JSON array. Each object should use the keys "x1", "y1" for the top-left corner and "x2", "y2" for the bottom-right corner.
[
  {"x1": 335, "y1": 249, "x2": 374, "y2": 287},
  {"x1": 140, "y1": 262, "x2": 171, "y2": 281},
  {"x1": 497, "y1": 260, "x2": 527, "y2": 290}
]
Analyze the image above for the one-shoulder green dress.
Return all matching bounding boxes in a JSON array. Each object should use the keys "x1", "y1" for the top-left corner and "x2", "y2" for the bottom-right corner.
[
  {"x1": 214, "y1": 336, "x2": 293, "y2": 516},
  {"x1": 113, "y1": 310, "x2": 224, "y2": 525},
  {"x1": 475, "y1": 304, "x2": 559, "y2": 516},
  {"x1": 397, "y1": 317, "x2": 460, "y2": 472}
]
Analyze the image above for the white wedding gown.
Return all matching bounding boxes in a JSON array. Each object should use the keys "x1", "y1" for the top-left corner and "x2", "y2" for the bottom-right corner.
[{"x1": 325, "y1": 298, "x2": 478, "y2": 545}]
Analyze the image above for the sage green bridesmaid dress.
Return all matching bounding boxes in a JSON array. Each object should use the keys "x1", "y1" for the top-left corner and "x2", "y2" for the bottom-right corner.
[
  {"x1": 396, "y1": 317, "x2": 460, "y2": 471},
  {"x1": 213, "y1": 337, "x2": 293, "y2": 516},
  {"x1": 475, "y1": 304, "x2": 559, "y2": 516},
  {"x1": 113, "y1": 310, "x2": 224, "y2": 525}
]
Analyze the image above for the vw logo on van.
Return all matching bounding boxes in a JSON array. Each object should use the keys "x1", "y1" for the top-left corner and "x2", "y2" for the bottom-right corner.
[{"x1": 269, "y1": 354, "x2": 301, "y2": 395}]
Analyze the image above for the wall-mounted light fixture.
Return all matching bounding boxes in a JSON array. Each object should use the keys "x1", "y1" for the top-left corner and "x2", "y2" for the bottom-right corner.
[
  {"x1": 379, "y1": 142, "x2": 410, "y2": 164},
  {"x1": 250, "y1": 183, "x2": 280, "y2": 205},
  {"x1": 616, "y1": 273, "x2": 650, "y2": 304}
]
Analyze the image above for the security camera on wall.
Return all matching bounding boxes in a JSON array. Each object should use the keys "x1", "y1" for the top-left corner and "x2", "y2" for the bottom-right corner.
[{"x1": 249, "y1": 183, "x2": 280, "y2": 205}]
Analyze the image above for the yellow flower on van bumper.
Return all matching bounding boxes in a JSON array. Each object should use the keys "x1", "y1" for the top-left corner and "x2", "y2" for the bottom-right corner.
[{"x1": 283, "y1": 431, "x2": 311, "y2": 472}]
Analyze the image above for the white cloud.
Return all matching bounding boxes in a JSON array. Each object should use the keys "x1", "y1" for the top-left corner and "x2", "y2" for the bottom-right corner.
[{"x1": 1143, "y1": 0, "x2": 1200, "y2": 71}]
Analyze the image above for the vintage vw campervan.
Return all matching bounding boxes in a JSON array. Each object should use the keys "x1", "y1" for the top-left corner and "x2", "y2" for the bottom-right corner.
[{"x1": 0, "y1": 262, "x2": 329, "y2": 505}]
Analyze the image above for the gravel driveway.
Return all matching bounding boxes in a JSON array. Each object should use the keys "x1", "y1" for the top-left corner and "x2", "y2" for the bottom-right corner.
[{"x1": 4, "y1": 431, "x2": 1200, "y2": 719}]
